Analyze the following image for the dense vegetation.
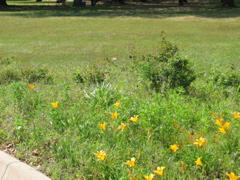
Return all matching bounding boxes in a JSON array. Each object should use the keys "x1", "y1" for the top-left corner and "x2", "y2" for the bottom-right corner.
[{"x1": 0, "y1": 2, "x2": 240, "y2": 179}]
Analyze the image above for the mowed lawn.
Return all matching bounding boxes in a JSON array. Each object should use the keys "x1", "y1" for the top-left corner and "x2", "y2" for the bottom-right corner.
[{"x1": 1, "y1": 2, "x2": 240, "y2": 71}]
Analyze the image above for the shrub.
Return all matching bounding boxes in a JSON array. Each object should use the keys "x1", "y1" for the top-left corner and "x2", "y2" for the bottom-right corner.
[
  {"x1": 73, "y1": 72, "x2": 85, "y2": 83},
  {"x1": 0, "y1": 68, "x2": 21, "y2": 84},
  {"x1": 0, "y1": 56, "x2": 14, "y2": 66},
  {"x1": 21, "y1": 66, "x2": 53, "y2": 84},
  {"x1": 73, "y1": 70, "x2": 106, "y2": 84},
  {"x1": 136, "y1": 38, "x2": 196, "y2": 93},
  {"x1": 73, "y1": 61, "x2": 108, "y2": 85},
  {"x1": 214, "y1": 66, "x2": 240, "y2": 89}
]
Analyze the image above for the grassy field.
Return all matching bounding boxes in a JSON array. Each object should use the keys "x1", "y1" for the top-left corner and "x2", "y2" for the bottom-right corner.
[{"x1": 0, "y1": 1, "x2": 240, "y2": 180}]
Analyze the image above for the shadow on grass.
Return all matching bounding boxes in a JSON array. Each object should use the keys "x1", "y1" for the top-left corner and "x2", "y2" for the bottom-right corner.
[{"x1": 1, "y1": 2, "x2": 240, "y2": 18}]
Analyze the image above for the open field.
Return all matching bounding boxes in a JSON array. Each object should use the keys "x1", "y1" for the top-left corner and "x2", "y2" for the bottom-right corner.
[{"x1": 0, "y1": 2, "x2": 240, "y2": 179}]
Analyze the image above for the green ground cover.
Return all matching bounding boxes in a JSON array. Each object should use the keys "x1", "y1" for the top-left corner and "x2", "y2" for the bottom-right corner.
[{"x1": 0, "y1": 1, "x2": 240, "y2": 179}]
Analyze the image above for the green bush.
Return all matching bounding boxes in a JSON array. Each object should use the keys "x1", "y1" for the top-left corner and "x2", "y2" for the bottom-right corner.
[
  {"x1": 73, "y1": 62, "x2": 107, "y2": 85},
  {"x1": 136, "y1": 39, "x2": 196, "y2": 93},
  {"x1": 0, "y1": 56, "x2": 14, "y2": 66},
  {"x1": 0, "y1": 67, "x2": 21, "y2": 84},
  {"x1": 21, "y1": 66, "x2": 53, "y2": 84},
  {"x1": 73, "y1": 72, "x2": 85, "y2": 83},
  {"x1": 73, "y1": 70, "x2": 106, "y2": 84},
  {"x1": 214, "y1": 66, "x2": 240, "y2": 89}
]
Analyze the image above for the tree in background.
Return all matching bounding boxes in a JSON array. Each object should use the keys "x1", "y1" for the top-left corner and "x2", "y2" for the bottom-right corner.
[
  {"x1": 73, "y1": 0, "x2": 82, "y2": 6},
  {"x1": 0, "y1": 0, "x2": 236, "y2": 9},
  {"x1": 221, "y1": 0, "x2": 235, "y2": 6},
  {"x1": 0, "y1": 0, "x2": 7, "y2": 6}
]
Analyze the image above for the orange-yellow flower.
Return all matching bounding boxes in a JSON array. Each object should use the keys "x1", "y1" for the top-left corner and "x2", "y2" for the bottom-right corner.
[
  {"x1": 232, "y1": 112, "x2": 240, "y2": 120},
  {"x1": 118, "y1": 123, "x2": 127, "y2": 130},
  {"x1": 169, "y1": 143, "x2": 179, "y2": 153},
  {"x1": 194, "y1": 137, "x2": 207, "y2": 147},
  {"x1": 154, "y1": 166, "x2": 165, "y2": 176},
  {"x1": 143, "y1": 174, "x2": 154, "y2": 180},
  {"x1": 215, "y1": 119, "x2": 223, "y2": 127},
  {"x1": 223, "y1": 122, "x2": 230, "y2": 130},
  {"x1": 98, "y1": 122, "x2": 107, "y2": 130},
  {"x1": 113, "y1": 101, "x2": 121, "y2": 107},
  {"x1": 124, "y1": 157, "x2": 136, "y2": 167},
  {"x1": 110, "y1": 111, "x2": 119, "y2": 119},
  {"x1": 219, "y1": 127, "x2": 227, "y2": 134},
  {"x1": 129, "y1": 115, "x2": 138, "y2": 123},
  {"x1": 94, "y1": 150, "x2": 107, "y2": 161},
  {"x1": 28, "y1": 84, "x2": 35, "y2": 89},
  {"x1": 226, "y1": 172, "x2": 240, "y2": 180},
  {"x1": 195, "y1": 157, "x2": 203, "y2": 166},
  {"x1": 51, "y1": 102, "x2": 59, "y2": 108}
]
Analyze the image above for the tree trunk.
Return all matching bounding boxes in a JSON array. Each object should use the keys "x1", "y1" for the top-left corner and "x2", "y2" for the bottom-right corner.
[
  {"x1": 73, "y1": 0, "x2": 82, "y2": 6},
  {"x1": 179, "y1": 0, "x2": 183, "y2": 5},
  {"x1": 117, "y1": 0, "x2": 124, "y2": 4},
  {"x1": 0, "y1": 0, "x2": 8, "y2": 6},
  {"x1": 222, "y1": 0, "x2": 235, "y2": 6}
]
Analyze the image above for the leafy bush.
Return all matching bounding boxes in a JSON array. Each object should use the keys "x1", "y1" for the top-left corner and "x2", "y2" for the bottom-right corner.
[
  {"x1": 0, "y1": 67, "x2": 21, "y2": 84},
  {"x1": 73, "y1": 70, "x2": 106, "y2": 84},
  {"x1": 21, "y1": 66, "x2": 53, "y2": 84},
  {"x1": 73, "y1": 61, "x2": 108, "y2": 84},
  {"x1": 0, "y1": 56, "x2": 14, "y2": 66},
  {"x1": 214, "y1": 66, "x2": 240, "y2": 89},
  {"x1": 0, "y1": 57, "x2": 20, "y2": 84},
  {"x1": 136, "y1": 38, "x2": 196, "y2": 92},
  {"x1": 73, "y1": 72, "x2": 85, "y2": 83}
]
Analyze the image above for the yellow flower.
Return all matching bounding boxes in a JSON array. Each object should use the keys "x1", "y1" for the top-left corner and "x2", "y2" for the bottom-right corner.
[
  {"x1": 143, "y1": 174, "x2": 154, "y2": 180},
  {"x1": 232, "y1": 112, "x2": 240, "y2": 120},
  {"x1": 51, "y1": 102, "x2": 59, "y2": 108},
  {"x1": 219, "y1": 127, "x2": 227, "y2": 134},
  {"x1": 124, "y1": 157, "x2": 136, "y2": 167},
  {"x1": 194, "y1": 137, "x2": 207, "y2": 147},
  {"x1": 129, "y1": 115, "x2": 138, "y2": 123},
  {"x1": 226, "y1": 172, "x2": 240, "y2": 180},
  {"x1": 169, "y1": 143, "x2": 179, "y2": 153},
  {"x1": 94, "y1": 150, "x2": 107, "y2": 161},
  {"x1": 154, "y1": 166, "x2": 165, "y2": 176},
  {"x1": 223, "y1": 122, "x2": 230, "y2": 130},
  {"x1": 118, "y1": 123, "x2": 127, "y2": 130},
  {"x1": 98, "y1": 122, "x2": 107, "y2": 130},
  {"x1": 113, "y1": 101, "x2": 121, "y2": 107},
  {"x1": 110, "y1": 111, "x2": 119, "y2": 119},
  {"x1": 215, "y1": 119, "x2": 223, "y2": 127},
  {"x1": 195, "y1": 157, "x2": 203, "y2": 166},
  {"x1": 28, "y1": 84, "x2": 35, "y2": 89}
]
